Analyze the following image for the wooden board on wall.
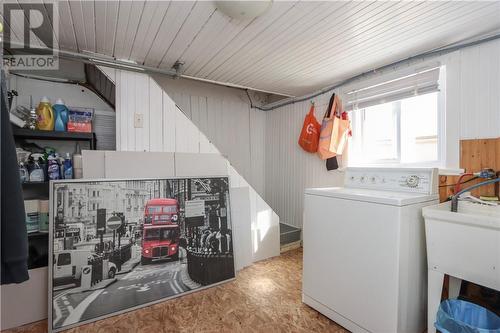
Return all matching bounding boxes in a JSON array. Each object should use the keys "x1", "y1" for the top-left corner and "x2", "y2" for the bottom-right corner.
[{"x1": 439, "y1": 138, "x2": 500, "y2": 202}]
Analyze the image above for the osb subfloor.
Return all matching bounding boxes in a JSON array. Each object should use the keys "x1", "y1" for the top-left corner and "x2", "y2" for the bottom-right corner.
[{"x1": 4, "y1": 249, "x2": 346, "y2": 333}]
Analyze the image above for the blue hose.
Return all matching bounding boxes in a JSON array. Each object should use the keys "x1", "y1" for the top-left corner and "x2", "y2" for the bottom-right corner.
[{"x1": 451, "y1": 178, "x2": 500, "y2": 212}]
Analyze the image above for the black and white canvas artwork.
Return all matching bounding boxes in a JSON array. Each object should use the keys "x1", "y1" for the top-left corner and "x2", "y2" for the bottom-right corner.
[{"x1": 49, "y1": 177, "x2": 234, "y2": 332}]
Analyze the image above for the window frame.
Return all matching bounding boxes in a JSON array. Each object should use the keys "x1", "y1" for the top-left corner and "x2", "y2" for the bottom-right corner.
[
  {"x1": 349, "y1": 82, "x2": 445, "y2": 168},
  {"x1": 354, "y1": 100, "x2": 402, "y2": 164}
]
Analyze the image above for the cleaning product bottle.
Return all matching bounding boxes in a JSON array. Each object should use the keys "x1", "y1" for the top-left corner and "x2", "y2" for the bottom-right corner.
[
  {"x1": 48, "y1": 155, "x2": 61, "y2": 180},
  {"x1": 53, "y1": 98, "x2": 69, "y2": 132},
  {"x1": 40, "y1": 155, "x2": 49, "y2": 181},
  {"x1": 19, "y1": 162, "x2": 29, "y2": 183},
  {"x1": 29, "y1": 154, "x2": 45, "y2": 182},
  {"x1": 60, "y1": 154, "x2": 66, "y2": 179},
  {"x1": 54, "y1": 153, "x2": 64, "y2": 179},
  {"x1": 73, "y1": 143, "x2": 83, "y2": 179},
  {"x1": 16, "y1": 148, "x2": 30, "y2": 183},
  {"x1": 36, "y1": 97, "x2": 54, "y2": 131},
  {"x1": 64, "y1": 153, "x2": 73, "y2": 179}
]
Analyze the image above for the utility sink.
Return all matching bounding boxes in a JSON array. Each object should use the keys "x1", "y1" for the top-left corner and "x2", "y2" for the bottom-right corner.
[
  {"x1": 423, "y1": 201, "x2": 500, "y2": 333},
  {"x1": 425, "y1": 200, "x2": 500, "y2": 229}
]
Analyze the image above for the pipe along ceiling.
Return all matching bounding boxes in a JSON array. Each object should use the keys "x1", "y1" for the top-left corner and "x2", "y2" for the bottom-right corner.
[{"x1": 5, "y1": 32, "x2": 500, "y2": 111}]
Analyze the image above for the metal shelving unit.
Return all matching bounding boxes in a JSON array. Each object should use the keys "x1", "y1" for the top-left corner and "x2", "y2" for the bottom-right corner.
[
  {"x1": 13, "y1": 128, "x2": 96, "y2": 149},
  {"x1": 13, "y1": 127, "x2": 97, "y2": 269}
]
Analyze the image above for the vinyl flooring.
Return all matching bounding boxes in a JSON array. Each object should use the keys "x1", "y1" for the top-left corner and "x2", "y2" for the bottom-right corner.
[{"x1": 3, "y1": 249, "x2": 346, "y2": 333}]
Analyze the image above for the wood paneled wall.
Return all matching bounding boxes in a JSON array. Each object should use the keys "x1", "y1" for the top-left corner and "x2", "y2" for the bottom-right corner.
[
  {"x1": 439, "y1": 138, "x2": 500, "y2": 202},
  {"x1": 114, "y1": 70, "x2": 281, "y2": 262},
  {"x1": 265, "y1": 92, "x2": 345, "y2": 228},
  {"x1": 152, "y1": 76, "x2": 267, "y2": 197},
  {"x1": 116, "y1": 72, "x2": 217, "y2": 154},
  {"x1": 265, "y1": 39, "x2": 500, "y2": 228}
]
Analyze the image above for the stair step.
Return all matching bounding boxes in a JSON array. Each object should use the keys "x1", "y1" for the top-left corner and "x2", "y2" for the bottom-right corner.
[
  {"x1": 279, "y1": 223, "x2": 301, "y2": 245},
  {"x1": 280, "y1": 240, "x2": 301, "y2": 253}
]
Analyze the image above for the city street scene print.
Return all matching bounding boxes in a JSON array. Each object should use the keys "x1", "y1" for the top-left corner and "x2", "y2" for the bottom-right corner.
[{"x1": 50, "y1": 177, "x2": 234, "y2": 331}]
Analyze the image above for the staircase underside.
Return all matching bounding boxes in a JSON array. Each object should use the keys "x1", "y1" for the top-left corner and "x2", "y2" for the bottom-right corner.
[{"x1": 280, "y1": 223, "x2": 301, "y2": 253}]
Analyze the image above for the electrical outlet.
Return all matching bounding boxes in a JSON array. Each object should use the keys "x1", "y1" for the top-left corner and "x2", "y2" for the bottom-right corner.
[{"x1": 134, "y1": 113, "x2": 143, "y2": 128}]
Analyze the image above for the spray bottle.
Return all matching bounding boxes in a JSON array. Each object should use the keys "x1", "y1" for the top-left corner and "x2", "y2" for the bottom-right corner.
[{"x1": 29, "y1": 154, "x2": 45, "y2": 182}]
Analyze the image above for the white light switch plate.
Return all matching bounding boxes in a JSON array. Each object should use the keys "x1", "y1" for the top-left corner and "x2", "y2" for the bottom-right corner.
[{"x1": 134, "y1": 113, "x2": 143, "y2": 128}]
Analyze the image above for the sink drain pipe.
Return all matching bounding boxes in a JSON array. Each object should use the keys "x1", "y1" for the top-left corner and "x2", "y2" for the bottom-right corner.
[{"x1": 451, "y1": 178, "x2": 500, "y2": 212}]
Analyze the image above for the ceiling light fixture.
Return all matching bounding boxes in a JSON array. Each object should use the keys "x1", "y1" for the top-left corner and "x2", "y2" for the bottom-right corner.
[{"x1": 215, "y1": 1, "x2": 273, "y2": 21}]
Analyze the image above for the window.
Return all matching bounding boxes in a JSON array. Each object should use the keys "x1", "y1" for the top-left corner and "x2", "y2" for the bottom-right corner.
[
  {"x1": 57, "y1": 253, "x2": 71, "y2": 266},
  {"x1": 351, "y1": 93, "x2": 439, "y2": 165},
  {"x1": 147, "y1": 206, "x2": 162, "y2": 214},
  {"x1": 143, "y1": 228, "x2": 178, "y2": 241},
  {"x1": 348, "y1": 66, "x2": 443, "y2": 167},
  {"x1": 147, "y1": 205, "x2": 177, "y2": 214}
]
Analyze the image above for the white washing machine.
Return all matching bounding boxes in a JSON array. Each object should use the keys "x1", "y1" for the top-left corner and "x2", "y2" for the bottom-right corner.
[{"x1": 302, "y1": 167, "x2": 439, "y2": 333}]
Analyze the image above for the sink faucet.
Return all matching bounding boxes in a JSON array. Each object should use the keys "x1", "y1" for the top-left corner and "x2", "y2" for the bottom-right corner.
[{"x1": 451, "y1": 177, "x2": 500, "y2": 212}]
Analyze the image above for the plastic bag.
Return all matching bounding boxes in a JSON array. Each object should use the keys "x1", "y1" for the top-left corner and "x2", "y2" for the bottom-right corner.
[
  {"x1": 435, "y1": 299, "x2": 500, "y2": 333},
  {"x1": 298, "y1": 103, "x2": 321, "y2": 153}
]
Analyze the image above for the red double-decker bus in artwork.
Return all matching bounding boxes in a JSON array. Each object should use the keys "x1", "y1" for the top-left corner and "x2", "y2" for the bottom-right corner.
[{"x1": 141, "y1": 198, "x2": 180, "y2": 265}]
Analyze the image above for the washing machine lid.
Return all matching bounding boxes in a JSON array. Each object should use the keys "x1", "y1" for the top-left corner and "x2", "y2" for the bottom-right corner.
[{"x1": 305, "y1": 187, "x2": 438, "y2": 206}]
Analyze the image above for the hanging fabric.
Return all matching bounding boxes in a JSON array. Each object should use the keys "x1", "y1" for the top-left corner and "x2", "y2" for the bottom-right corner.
[
  {"x1": 298, "y1": 102, "x2": 321, "y2": 153},
  {"x1": 1, "y1": 70, "x2": 29, "y2": 284},
  {"x1": 317, "y1": 93, "x2": 338, "y2": 160}
]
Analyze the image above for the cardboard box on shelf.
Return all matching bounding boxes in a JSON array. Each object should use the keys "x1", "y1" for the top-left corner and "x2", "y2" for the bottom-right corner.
[
  {"x1": 25, "y1": 200, "x2": 39, "y2": 233},
  {"x1": 39, "y1": 200, "x2": 49, "y2": 232},
  {"x1": 67, "y1": 107, "x2": 93, "y2": 133}
]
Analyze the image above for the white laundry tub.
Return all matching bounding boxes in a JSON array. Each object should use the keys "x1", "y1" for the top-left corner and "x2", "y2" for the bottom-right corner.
[{"x1": 423, "y1": 201, "x2": 500, "y2": 333}]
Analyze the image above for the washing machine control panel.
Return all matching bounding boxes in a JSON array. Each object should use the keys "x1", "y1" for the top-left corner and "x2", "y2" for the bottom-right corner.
[{"x1": 344, "y1": 167, "x2": 438, "y2": 194}]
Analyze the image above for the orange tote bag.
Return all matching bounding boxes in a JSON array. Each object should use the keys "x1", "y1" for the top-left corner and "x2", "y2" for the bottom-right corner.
[
  {"x1": 317, "y1": 93, "x2": 338, "y2": 160},
  {"x1": 298, "y1": 103, "x2": 321, "y2": 153}
]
